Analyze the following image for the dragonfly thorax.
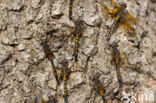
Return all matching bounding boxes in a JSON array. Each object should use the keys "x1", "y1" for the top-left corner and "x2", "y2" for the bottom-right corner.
[{"x1": 115, "y1": 3, "x2": 127, "y2": 17}]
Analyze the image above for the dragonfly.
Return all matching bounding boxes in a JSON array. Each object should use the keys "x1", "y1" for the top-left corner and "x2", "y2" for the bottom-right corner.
[
  {"x1": 72, "y1": 19, "x2": 85, "y2": 62},
  {"x1": 92, "y1": 72, "x2": 107, "y2": 103},
  {"x1": 41, "y1": 39, "x2": 60, "y2": 85},
  {"x1": 62, "y1": 17, "x2": 85, "y2": 62},
  {"x1": 60, "y1": 59, "x2": 71, "y2": 103},
  {"x1": 96, "y1": 0, "x2": 139, "y2": 41},
  {"x1": 109, "y1": 42, "x2": 127, "y2": 101},
  {"x1": 69, "y1": 0, "x2": 74, "y2": 20},
  {"x1": 110, "y1": 42, "x2": 125, "y2": 89}
]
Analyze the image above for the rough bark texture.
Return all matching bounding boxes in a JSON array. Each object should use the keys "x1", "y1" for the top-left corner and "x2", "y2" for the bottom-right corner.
[{"x1": 0, "y1": 0, "x2": 156, "y2": 103}]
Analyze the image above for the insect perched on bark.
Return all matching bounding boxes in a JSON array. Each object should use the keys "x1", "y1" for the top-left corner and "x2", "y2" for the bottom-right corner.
[
  {"x1": 60, "y1": 59, "x2": 71, "y2": 103},
  {"x1": 96, "y1": 0, "x2": 139, "y2": 41},
  {"x1": 73, "y1": 19, "x2": 84, "y2": 62},
  {"x1": 69, "y1": 0, "x2": 73, "y2": 20},
  {"x1": 110, "y1": 42, "x2": 125, "y2": 89},
  {"x1": 92, "y1": 72, "x2": 106, "y2": 103},
  {"x1": 63, "y1": 17, "x2": 85, "y2": 62},
  {"x1": 41, "y1": 39, "x2": 60, "y2": 85}
]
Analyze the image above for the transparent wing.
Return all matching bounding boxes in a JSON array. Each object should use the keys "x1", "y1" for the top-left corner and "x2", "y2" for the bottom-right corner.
[
  {"x1": 124, "y1": 13, "x2": 139, "y2": 24},
  {"x1": 112, "y1": 0, "x2": 120, "y2": 8},
  {"x1": 119, "y1": 18, "x2": 137, "y2": 37},
  {"x1": 96, "y1": 0, "x2": 117, "y2": 17},
  {"x1": 120, "y1": 52, "x2": 126, "y2": 65}
]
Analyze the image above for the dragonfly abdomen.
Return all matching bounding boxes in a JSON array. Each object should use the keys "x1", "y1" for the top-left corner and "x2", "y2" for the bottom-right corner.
[
  {"x1": 69, "y1": 0, "x2": 73, "y2": 20},
  {"x1": 107, "y1": 17, "x2": 120, "y2": 40},
  {"x1": 63, "y1": 74, "x2": 68, "y2": 103},
  {"x1": 52, "y1": 61, "x2": 60, "y2": 85},
  {"x1": 97, "y1": 84, "x2": 106, "y2": 103},
  {"x1": 74, "y1": 34, "x2": 79, "y2": 62},
  {"x1": 115, "y1": 62, "x2": 122, "y2": 87}
]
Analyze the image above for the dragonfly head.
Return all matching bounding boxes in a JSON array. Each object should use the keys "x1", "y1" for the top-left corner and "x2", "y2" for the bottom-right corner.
[
  {"x1": 61, "y1": 59, "x2": 68, "y2": 67},
  {"x1": 110, "y1": 41, "x2": 119, "y2": 49},
  {"x1": 92, "y1": 72, "x2": 101, "y2": 82},
  {"x1": 120, "y1": 3, "x2": 127, "y2": 9}
]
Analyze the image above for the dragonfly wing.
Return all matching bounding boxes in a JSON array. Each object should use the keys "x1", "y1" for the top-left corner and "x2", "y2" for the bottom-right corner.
[
  {"x1": 124, "y1": 13, "x2": 139, "y2": 24},
  {"x1": 112, "y1": 0, "x2": 120, "y2": 8},
  {"x1": 97, "y1": 0, "x2": 116, "y2": 17},
  {"x1": 119, "y1": 18, "x2": 136, "y2": 36},
  {"x1": 120, "y1": 52, "x2": 126, "y2": 66}
]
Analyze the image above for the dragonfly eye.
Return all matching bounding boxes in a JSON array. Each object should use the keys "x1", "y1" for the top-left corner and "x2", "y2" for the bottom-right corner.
[{"x1": 120, "y1": 3, "x2": 127, "y2": 9}]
